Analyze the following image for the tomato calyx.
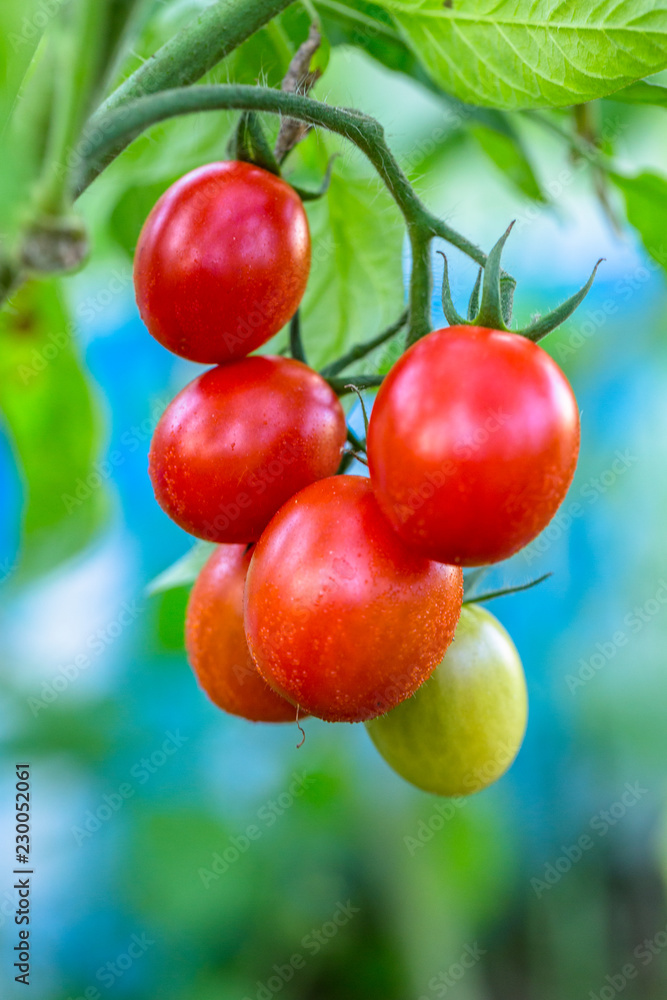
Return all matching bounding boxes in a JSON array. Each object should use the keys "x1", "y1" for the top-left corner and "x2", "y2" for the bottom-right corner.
[
  {"x1": 228, "y1": 111, "x2": 282, "y2": 176},
  {"x1": 439, "y1": 221, "x2": 603, "y2": 341}
]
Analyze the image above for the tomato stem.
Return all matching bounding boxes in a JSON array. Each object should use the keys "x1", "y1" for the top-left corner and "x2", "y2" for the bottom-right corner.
[
  {"x1": 463, "y1": 573, "x2": 552, "y2": 605},
  {"x1": 320, "y1": 308, "x2": 408, "y2": 377},
  {"x1": 75, "y1": 85, "x2": 503, "y2": 347},
  {"x1": 289, "y1": 310, "x2": 307, "y2": 363},
  {"x1": 327, "y1": 375, "x2": 384, "y2": 395},
  {"x1": 90, "y1": 0, "x2": 297, "y2": 173}
]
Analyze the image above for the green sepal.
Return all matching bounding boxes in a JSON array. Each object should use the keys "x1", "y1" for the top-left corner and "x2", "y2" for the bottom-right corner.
[
  {"x1": 228, "y1": 111, "x2": 281, "y2": 175},
  {"x1": 291, "y1": 154, "x2": 338, "y2": 202},
  {"x1": 474, "y1": 222, "x2": 515, "y2": 330},
  {"x1": 518, "y1": 259, "x2": 604, "y2": 343},
  {"x1": 467, "y1": 267, "x2": 482, "y2": 321},
  {"x1": 500, "y1": 273, "x2": 516, "y2": 326},
  {"x1": 437, "y1": 251, "x2": 466, "y2": 326}
]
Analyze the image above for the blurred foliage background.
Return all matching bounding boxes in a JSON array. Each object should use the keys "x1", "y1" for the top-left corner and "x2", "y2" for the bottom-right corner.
[{"x1": 2, "y1": 1, "x2": 667, "y2": 998}]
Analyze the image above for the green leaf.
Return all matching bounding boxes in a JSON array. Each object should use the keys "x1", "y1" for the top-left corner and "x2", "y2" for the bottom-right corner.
[
  {"x1": 147, "y1": 541, "x2": 215, "y2": 595},
  {"x1": 297, "y1": 142, "x2": 404, "y2": 369},
  {"x1": 0, "y1": 0, "x2": 44, "y2": 133},
  {"x1": 470, "y1": 125, "x2": 544, "y2": 201},
  {"x1": 316, "y1": 0, "x2": 516, "y2": 134},
  {"x1": 610, "y1": 171, "x2": 667, "y2": 271},
  {"x1": 381, "y1": 0, "x2": 667, "y2": 110},
  {"x1": 609, "y1": 79, "x2": 667, "y2": 107},
  {"x1": 0, "y1": 280, "x2": 107, "y2": 579},
  {"x1": 109, "y1": 178, "x2": 174, "y2": 256}
]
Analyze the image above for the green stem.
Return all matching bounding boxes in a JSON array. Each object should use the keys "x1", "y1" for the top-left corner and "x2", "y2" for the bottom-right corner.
[
  {"x1": 321, "y1": 308, "x2": 408, "y2": 376},
  {"x1": 37, "y1": 0, "x2": 102, "y2": 214},
  {"x1": 346, "y1": 427, "x2": 366, "y2": 453},
  {"x1": 289, "y1": 310, "x2": 306, "y2": 363},
  {"x1": 87, "y1": 0, "x2": 296, "y2": 173},
  {"x1": 327, "y1": 375, "x2": 384, "y2": 395},
  {"x1": 77, "y1": 83, "x2": 496, "y2": 343},
  {"x1": 407, "y1": 226, "x2": 433, "y2": 345},
  {"x1": 463, "y1": 573, "x2": 552, "y2": 606}
]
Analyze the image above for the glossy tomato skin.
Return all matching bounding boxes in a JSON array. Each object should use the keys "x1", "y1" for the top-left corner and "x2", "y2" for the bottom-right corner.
[
  {"x1": 149, "y1": 356, "x2": 347, "y2": 543},
  {"x1": 244, "y1": 475, "x2": 463, "y2": 723},
  {"x1": 365, "y1": 604, "x2": 527, "y2": 796},
  {"x1": 186, "y1": 545, "x2": 300, "y2": 722},
  {"x1": 367, "y1": 326, "x2": 580, "y2": 566},
  {"x1": 134, "y1": 161, "x2": 311, "y2": 364}
]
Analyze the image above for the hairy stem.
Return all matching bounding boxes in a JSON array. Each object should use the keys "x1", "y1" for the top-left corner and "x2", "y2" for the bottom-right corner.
[
  {"x1": 78, "y1": 83, "x2": 495, "y2": 343},
  {"x1": 321, "y1": 308, "x2": 407, "y2": 376},
  {"x1": 87, "y1": 0, "x2": 296, "y2": 172}
]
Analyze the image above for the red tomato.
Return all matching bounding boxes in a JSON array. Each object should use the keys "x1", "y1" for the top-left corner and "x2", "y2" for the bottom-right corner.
[
  {"x1": 186, "y1": 544, "x2": 300, "y2": 722},
  {"x1": 367, "y1": 326, "x2": 580, "y2": 566},
  {"x1": 149, "y1": 356, "x2": 347, "y2": 543},
  {"x1": 244, "y1": 475, "x2": 463, "y2": 723},
  {"x1": 133, "y1": 161, "x2": 311, "y2": 363}
]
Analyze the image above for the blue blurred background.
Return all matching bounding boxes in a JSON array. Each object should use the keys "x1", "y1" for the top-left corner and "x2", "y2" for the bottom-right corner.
[{"x1": 2, "y1": 35, "x2": 667, "y2": 1000}]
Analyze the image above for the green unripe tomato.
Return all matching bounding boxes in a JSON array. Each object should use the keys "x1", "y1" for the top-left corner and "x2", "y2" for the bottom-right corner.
[{"x1": 365, "y1": 604, "x2": 528, "y2": 797}]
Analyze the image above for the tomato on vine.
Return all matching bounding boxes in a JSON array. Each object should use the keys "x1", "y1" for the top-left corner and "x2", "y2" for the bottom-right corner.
[
  {"x1": 243, "y1": 475, "x2": 463, "y2": 724},
  {"x1": 134, "y1": 161, "x2": 311, "y2": 364},
  {"x1": 366, "y1": 603, "x2": 527, "y2": 796},
  {"x1": 149, "y1": 356, "x2": 347, "y2": 543},
  {"x1": 186, "y1": 544, "x2": 301, "y2": 722},
  {"x1": 367, "y1": 325, "x2": 580, "y2": 566}
]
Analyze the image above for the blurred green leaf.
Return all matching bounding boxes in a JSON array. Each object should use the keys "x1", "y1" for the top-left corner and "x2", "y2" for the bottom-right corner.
[
  {"x1": 380, "y1": 0, "x2": 667, "y2": 109},
  {"x1": 148, "y1": 541, "x2": 214, "y2": 595},
  {"x1": 0, "y1": 279, "x2": 107, "y2": 578},
  {"x1": 609, "y1": 80, "x2": 667, "y2": 107},
  {"x1": 0, "y1": 0, "x2": 44, "y2": 133},
  {"x1": 109, "y1": 178, "x2": 171, "y2": 256},
  {"x1": 96, "y1": 0, "x2": 155, "y2": 96},
  {"x1": 297, "y1": 142, "x2": 404, "y2": 369},
  {"x1": 155, "y1": 586, "x2": 190, "y2": 651},
  {"x1": 610, "y1": 171, "x2": 667, "y2": 272},
  {"x1": 471, "y1": 125, "x2": 545, "y2": 202}
]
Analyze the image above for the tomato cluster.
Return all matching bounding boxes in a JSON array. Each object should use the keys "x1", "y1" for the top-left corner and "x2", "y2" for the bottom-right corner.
[{"x1": 136, "y1": 163, "x2": 580, "y2": 797}]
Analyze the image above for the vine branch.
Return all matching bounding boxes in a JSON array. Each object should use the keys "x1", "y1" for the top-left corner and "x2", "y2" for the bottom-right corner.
[
  {"x1": 91, "y1": 0, "x2": 297, "y2": 171},
  {"x1": 77, "y1": 83, "x2": 501, "y2": 345}
]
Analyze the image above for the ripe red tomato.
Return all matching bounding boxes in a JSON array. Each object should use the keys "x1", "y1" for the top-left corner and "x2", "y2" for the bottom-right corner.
[
  {"x1": 133, "y1": 161, "x2": 311, "y2": 363},
  {"x1": 149, "y1": 356, "x2": 347, "y2": 543},
  {"x1": 186, "y1": 544, "x2": 300, "y2": 722},
  {"x1": 367, "y1": 326, "x2": 580, "y2": 566},
  {"x1": 244, "y1": 475, "x2": 463, "y2": 723}
]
